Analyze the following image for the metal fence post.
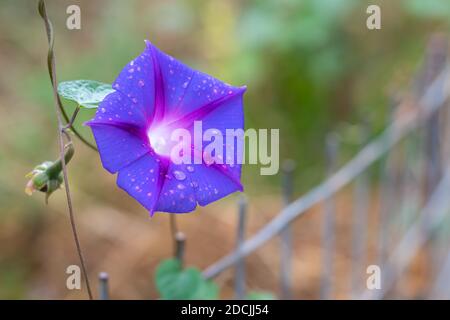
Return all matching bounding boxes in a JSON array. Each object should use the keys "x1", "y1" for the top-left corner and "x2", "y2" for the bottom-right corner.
[
  {"x1": 280, "y1": 159, "x2": 296, "y2": 299},
  {"x1": 321, "y1": 133, "x2": 339, "y2": 299},
  {"x1": 235, "y1": 195, "x2": 248, "y2": 299},
  {"x1": 351, "y1": 125, "x2": 370, "y2": 299},
  {"x1": 175, "y1": 232, "x2": 186, "y2": 267},
  {"x1": 98, "y1": 272, "x2": 109, "y2": 300}
]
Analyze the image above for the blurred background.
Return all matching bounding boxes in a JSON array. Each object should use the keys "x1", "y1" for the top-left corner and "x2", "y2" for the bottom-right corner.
[{"x1": 1, "y1": 0, "x2": 450, "y2": 299}]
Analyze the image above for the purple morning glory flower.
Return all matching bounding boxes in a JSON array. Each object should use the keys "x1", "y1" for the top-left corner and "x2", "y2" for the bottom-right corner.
[{"x1": 86, "y1": 41, "x2": 246, "y2": 215}]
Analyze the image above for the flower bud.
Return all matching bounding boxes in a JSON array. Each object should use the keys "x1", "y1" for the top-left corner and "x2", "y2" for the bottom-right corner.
[{"x1": 25, "y1": 143, "x2": 74, "y2": 203}]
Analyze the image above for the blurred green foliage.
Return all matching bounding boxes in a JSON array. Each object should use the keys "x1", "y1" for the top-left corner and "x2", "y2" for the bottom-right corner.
[{"x1": 155, "y1": 259, "x2": 219, "y2": 299}]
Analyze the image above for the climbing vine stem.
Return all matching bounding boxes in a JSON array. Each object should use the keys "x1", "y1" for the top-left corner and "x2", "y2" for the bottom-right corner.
[{"x1": 38, "y1": 0, "x2": 93, "y2": 299}]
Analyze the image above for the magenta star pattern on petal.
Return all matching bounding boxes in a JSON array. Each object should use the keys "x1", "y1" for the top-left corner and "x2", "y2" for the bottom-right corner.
[{"x1": 86, "y1": 41, "x2": 246, "y2": 215}]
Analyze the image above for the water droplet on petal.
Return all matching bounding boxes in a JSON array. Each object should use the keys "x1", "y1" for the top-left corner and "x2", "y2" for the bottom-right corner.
[
  {"x1": 190, "y1": 181, "x2": 198, "y2": 188},
  {"x1": 138, "y1": 80, "x2": 145, "y2": 87},
  {"x1": 173, "y1": 170, "x2": 186, "y2": 181},
  {"x1": 177, "y1": 184, "x2": 185, "y2": 190},
  {"x1": 186, "y1": 166, "x2": 194, "y2": 173}
]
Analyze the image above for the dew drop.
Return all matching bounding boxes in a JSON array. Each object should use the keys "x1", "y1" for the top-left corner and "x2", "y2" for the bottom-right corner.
[
  {"x1": 138, "y1": 80, "x2": 145, "y2": 87},
  {"x1": 186, "y1": 166, "x2": 194, "y2": 173},
  {"x1": 173, "y1": 170, "x2": 186, "y2": 181},
  {"x1": 177, "y1": 183, "x2": 185, "y2": 190}
]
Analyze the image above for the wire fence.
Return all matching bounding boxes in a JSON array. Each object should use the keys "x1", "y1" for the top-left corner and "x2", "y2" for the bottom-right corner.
[
  {"x1": 93, "y1": 36, "x2": 450, "y2": 300},
  {"x1": 200, "y1": 35, "x2": 450, "y2": 299}
]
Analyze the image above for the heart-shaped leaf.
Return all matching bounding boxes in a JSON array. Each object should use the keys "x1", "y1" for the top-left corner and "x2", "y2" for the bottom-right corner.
[
  {"x1": 58, "y1": 80, "x2": 115, "y2": 108},
  {"x1": 155, "y1": 259, "x2": 219, "y2": 300}
]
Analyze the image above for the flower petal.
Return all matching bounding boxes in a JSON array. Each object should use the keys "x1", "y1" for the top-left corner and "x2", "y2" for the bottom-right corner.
[
  {"x1": 154, "y1": 163, "x2": 198, "y2": 213},
  {"x1": 88, "y1": 90, "x2": 148, "y2": 128},
  {"x1": 173, "y1": 89, "x2": 245, "y2": 189},
  {"x1": 88, "y1": 124, "x2": 149, "y2": 173},
  {"x1": 189, "y1": 164, "x2": 242, "y2": 207},
  {"x1": 117, "y1": 153, "x2": 161, "y2": 214},
  {"x1": 112, "y1": 43, "x2": 156, "y2": 122},
  {"x1": 148, "y1": 42, "x2": 244, "y2": 121},
  {"x1": 158, "y1": 83, "x2": 246, "y2": 209},
  {"x1": 196, "y1": 89, "x2": 245, "y2": 183}
]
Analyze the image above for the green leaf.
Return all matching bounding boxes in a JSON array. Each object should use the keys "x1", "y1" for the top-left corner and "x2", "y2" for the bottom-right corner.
[
  {"x1": 57, "y1": 80, "x2": 115, "y2": 108},
  {"x1": 245, "y1": 291, "x2": 276, "y2": 300},
  {"x1": 155, "y1": 259, "x2": 219, "y2": 300},
  {"x1": 190, "y1": 278, "x2": 219, "y2": 300}
]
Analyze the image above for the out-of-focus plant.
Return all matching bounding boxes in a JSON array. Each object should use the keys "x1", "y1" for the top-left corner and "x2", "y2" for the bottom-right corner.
[
  {"x1": 155, "y1": 259, "x2": 219, "y2": 300},
  {"x1": 154, "y1": 258, "x2": 276, "y2": 300}
]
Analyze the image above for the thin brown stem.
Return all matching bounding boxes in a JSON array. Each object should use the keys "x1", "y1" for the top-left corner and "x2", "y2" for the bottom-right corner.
[
  {"x1": 63, "y1": 104, "x2": 81, "y2": 131},
  {"x1": 38, "y1": 12, "x2": 97, "y2": 152},
  {"x1": 170, "y1": 214, "x2": 178, "y2": 237},
  {"x1": 57, "y1": 94, "x2": 97, "y2": 150},
  {"x1": 170, "y1": 214, "x2": 180, "y2": 258},
  {"x1": 175, "y1": 232, "x2": 186, "y2": 267},
  {"x1": 38, "y1": 0, "x2": 93, "y2": 300}
]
